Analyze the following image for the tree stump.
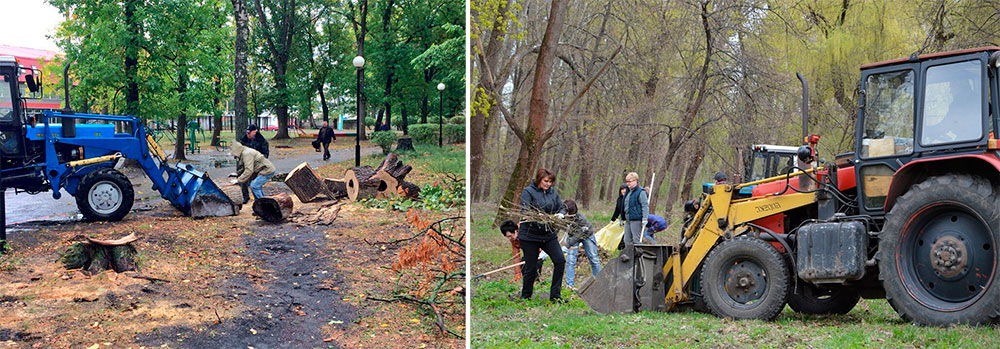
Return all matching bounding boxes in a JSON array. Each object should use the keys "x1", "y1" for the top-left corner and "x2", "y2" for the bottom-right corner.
[
  {"x1": 60, "y1": 233, "x2": 141, "y2": 274},
  {"x1": 323, "y1": 178, "x2": 349, "y2": 199},
  {"x1": 284, "y1": 162, "x2": 331, "y2": 202},
  {"x1": 252, "y1": 192, "x2": 294, "y2": 223},
  {"x1": 398, "y1": 180, "x2": 421, "y2": 200},
  {"x1": 396, "y1": 137, "x2": 415, "y2": 152},
  {"x1": 345, "y1": 166, "x2": 379, "y2": 202}
]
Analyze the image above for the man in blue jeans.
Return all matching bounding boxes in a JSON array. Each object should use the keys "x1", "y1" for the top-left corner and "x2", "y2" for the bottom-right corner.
[
  {"x1": 230, "y1": 140, "x2": 276, "y2": 201},
  {"x1": 562, "y1": 200, "x2": 601, "y2": 290}
]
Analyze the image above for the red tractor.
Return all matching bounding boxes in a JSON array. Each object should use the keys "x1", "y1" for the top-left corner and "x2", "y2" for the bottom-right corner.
[{"x1": 581, "y1": 47, "x2": 1000, "y2": 326}]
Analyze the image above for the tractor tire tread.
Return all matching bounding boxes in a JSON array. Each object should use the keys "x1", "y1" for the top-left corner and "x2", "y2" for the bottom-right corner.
[
  {"x1": 879, "y1": 174, "x2": 1000, "y2": 326},
  {"x1": 701, "y1": 235, "x2": 790, "y2": 321}
]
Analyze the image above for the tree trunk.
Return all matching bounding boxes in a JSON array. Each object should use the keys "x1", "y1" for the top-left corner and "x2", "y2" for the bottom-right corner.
[
  {"x1": 252, "y1": 192, "x2": 294, "y2": 223},
  {"x1": 319, "y1": 84, "x2": 329, "y2": 123},
  {"x1": 274, "y1": 66, "x2": 291, "y2": 139},
  {"x1": 401, "y1": 104, "x2": 409, "y2": 134},
  {"x1": 680, "y1": 144, "x2": 706, "y2": 201},
  {"x1": 211, "y1": 79, "x2": 223, "y2": 146},
  {"x1": 575, "y1": 122, "x2": 593, "y2": 209},
  {"x1": 496, "y1": 0, "x2": 568, "y2": 223},
  {"x1": 232, "y1": 0, "x2": 249, "y2": 134},
  {"x1": 123, "y1": 0, "x2": 141, "y2": 118},
  {"x1": 174, "y1": 69, "x2": 189, "y2": 160}
]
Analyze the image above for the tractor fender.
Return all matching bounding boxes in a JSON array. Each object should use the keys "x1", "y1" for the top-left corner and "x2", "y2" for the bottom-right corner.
[
  {"x1": 884, "y1": 153, "x2": 1000, "y2": 212},
  {"x1": 63, "y1": 163, "x2": 115, "y2": 196}
]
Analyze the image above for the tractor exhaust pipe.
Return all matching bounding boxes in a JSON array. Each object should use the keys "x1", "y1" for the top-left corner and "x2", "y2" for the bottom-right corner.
[
  {"x1": 62, "y1": 61, "x2": 76, "y2": 138},
  {"x1": 796, "y1": 72, "x2": 808, "y2": 144}
]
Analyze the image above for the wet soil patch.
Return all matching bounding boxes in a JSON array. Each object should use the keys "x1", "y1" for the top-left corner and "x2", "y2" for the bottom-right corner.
[{"x1": 136, "y1": 223, "x2": 357, "y2": 348}]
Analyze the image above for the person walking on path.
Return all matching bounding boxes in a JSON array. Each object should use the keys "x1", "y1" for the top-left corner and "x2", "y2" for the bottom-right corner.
[
  {"x1": 623, "y1": 172, "x2": 649, "y2": 245},
  {"x1": 563, "y1": 200, "x2": 601, "y2": 290},
  {"x1": 230, "y1": 141, "x2": 276, "y2": 203},
  {"x1": 517, "y1": 168, "x2": 567, "y2": 302},
  {"x1": 317, "y1": 121, "x2": 336, "y2": 161}
]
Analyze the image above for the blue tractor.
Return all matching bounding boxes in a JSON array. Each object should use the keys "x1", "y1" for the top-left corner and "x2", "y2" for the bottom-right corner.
[{"x1": 0, "y1": 56, "x2": 238, "y2": 222}]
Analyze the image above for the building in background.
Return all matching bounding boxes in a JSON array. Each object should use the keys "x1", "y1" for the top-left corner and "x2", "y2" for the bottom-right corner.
[{"x1": 0, "y1": 45, "x2": 64, "y2": 114}]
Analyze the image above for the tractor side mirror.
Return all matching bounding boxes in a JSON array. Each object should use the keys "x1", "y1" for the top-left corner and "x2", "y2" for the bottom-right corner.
[
  {"x1": 25, "y1": 74, "x2": 38, "y2": 93},
  {"x1": 990, "y1": 51, "x2": 1000, "y2": 69}
]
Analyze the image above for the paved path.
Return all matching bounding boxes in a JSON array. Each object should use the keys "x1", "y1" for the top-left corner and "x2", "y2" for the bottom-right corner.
[{"x1": 2, "y1": 144, "x2": 379, "y2": 228}]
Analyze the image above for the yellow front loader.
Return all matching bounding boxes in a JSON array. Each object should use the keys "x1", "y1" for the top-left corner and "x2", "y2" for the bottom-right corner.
[{"x1": 579, "y1": 167, "x2": 861, "y2": 320}]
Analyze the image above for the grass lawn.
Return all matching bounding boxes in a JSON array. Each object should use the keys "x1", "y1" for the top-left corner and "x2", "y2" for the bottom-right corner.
[{"x1": 469, "y1": 203, "x2": 1000, "y2": 348}]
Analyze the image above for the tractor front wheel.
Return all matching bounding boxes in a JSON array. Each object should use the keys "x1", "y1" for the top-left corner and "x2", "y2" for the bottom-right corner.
[
  {"x1": 75, "y1": 168, "x2": 134, "y2": 222},
  {"x1": 701, "y1": 235, "x2": 791, "y2": 320},
  {"x1": 880, "y1": 175, "x2": 1000, "y2": 326}
]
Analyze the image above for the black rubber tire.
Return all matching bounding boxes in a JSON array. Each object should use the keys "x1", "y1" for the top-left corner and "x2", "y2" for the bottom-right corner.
[
  {"x1": 879, "y1": 175, "x2": 1000, "y2": 326},
  {"x1": 787, "y1": 282, "x2": 860, "y2": 315},
  {"x1": 701, "y1": 235, "x2": 791, "y2": 320},
  {"x1": 75, "y1": 168, "x2": 134, "y2": 222}
]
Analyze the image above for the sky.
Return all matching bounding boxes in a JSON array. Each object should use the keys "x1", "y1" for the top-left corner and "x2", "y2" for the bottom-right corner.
[{"x1": 0, "y1": 0, "x2": 65, "y2": 53}]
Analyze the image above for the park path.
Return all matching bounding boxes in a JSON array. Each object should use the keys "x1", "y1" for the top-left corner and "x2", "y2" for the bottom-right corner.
[{"x1": 1, "y1": 143, "x2": 378, "y2": 229}]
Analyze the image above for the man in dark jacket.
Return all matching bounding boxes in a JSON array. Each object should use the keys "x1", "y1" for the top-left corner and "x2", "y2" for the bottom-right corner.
[
  {"x1": 317, "y1": 121, "x2": 335, "y2": 161},
  {"x1": 238, "y1": 124, "x2": 269, "y2": 204},
  {"x1": 239, "y1": 124, "x2": 269, "y2": 158}
]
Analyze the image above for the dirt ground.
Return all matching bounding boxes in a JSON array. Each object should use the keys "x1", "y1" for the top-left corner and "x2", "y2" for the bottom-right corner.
[{"x1": 0, "y1": 146, "x2": 464, "y2": 348}]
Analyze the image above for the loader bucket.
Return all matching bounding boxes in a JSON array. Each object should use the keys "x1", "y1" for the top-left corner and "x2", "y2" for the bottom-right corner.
[
  {"x1": 170, "y1": 164, "x2": 239, "y2": 218},
  {"x1": 578, "y1": 247, "x2": 637, "y2": 314}
]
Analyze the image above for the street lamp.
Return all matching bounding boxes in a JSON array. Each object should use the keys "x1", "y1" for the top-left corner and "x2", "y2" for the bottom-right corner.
[
  {"x1": 353, "y1": 55, "x2": 365, "y2": 166},
  {"x1": 437, "y1": 82, "x2": 445, "y2": 147}
]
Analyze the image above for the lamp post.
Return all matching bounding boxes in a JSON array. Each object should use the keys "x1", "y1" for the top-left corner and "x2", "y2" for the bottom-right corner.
[
  {"x1": 353, "y1": 55, "x2": 365, "y2": 167},
  {"x1": 437, "y1": 82, "x2": 445, "y2": 147}
]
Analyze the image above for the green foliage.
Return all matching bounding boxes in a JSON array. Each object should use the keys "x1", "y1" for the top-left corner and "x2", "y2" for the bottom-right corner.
[
  {"x1": 360, "y1": 179, "x2": 464, "y2": 212},
  {"x1": 450, "y1": 115, "x2": 465, "y2": 125},
  {"x1": 409, "y1": 124, "x2": 438, "y2": 144},
  {"x1": 370, "y1": 131, "x2": 398, "y2": 154},
  {"x1": 364, "y1": 117, "x2": 376, "y2": 128},
  {"x1": 444, "y1": 124, "x2": 465, "y2": 144}
]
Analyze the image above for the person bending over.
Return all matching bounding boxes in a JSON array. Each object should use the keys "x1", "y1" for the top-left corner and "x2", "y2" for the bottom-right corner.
[{"x1": 563, "y1": 200, "x2": 601, "y2": 290}]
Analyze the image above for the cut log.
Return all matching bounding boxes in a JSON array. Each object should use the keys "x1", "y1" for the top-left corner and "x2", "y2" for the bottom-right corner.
[
  {"x1": 372, "y1": 153, "x2": 412, "y2": 181},
  {"x1": 396, "y1": 137, "x2": 415, "y2": 152},
  {"x1": 374, "y1": 170, "x2": 399, "y2": 199},
  {"x1": 397, "y1": 180, "x2": 421, "y2": 200},
  {"x1": 284, "y1": 162, "x2": 331, "y2": 202},
  {"x1": 252, "y1": 193, "x2": 294, "y2": 223},
  {"x1": 323, "y1": 178, "x2": 349, "y2": 199},
  {"x1": 345, "y1": 166, "x2": 379, "y2": 202}
]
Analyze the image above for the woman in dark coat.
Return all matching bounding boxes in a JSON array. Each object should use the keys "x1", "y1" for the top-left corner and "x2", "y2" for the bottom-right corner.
[
  {"x1": 610, "y1": 184, "x2": 627, "y2": 222},
  {"x1": 518, "y1": 167, "x2": 567, "y2": 301}
]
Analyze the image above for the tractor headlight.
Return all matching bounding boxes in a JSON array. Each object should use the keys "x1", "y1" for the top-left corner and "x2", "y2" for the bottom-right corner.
[{"x1": 70, "y1": 148, "x2": 80, "y2": 160}]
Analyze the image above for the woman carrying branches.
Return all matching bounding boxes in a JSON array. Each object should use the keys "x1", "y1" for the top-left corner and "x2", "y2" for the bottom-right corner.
[{"x1": 517, "y1": 168, "x2": 567, "y2": 302}]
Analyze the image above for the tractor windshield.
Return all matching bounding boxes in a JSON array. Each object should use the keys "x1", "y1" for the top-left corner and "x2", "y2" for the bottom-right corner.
[
  {"x1": 0, "y1": 74, "x2": 12, "y2": 121},
  {"x1": 921, "y1": 60, "x2": 983, "y2": 146},
  {"x1": 861, "y1": 70, "x2": 914, "y2": 158}
]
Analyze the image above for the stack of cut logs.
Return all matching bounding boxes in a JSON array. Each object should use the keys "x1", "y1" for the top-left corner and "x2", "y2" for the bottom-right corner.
[
  {"x1": 259, "y1": 154, "x2": 419, "y2": 224},
  {"x1": 284, "y1": 153, "x2": 419, "y2": 203}
]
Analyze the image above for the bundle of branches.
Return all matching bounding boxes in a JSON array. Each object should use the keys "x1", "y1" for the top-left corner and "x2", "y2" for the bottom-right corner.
[
  {"x1": 497, "y1": 199, "x2": 573, "y2": 233},
  {"x1": 367, "y1": 210, "x2": 465, "y2": 339}
]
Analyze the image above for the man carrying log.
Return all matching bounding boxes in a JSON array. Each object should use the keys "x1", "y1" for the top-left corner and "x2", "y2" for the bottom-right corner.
[
  {"x1": 318, "y1": 121, "x2": 336, "y2": 161},
  {"x1": 230, "y1": 140, "x2": 276, "y2": 204}
]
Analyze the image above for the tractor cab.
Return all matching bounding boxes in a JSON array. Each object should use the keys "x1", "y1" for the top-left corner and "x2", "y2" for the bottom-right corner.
[
  {"x1": 0, "y1": 56, "x2": 44, "y2": 171},
  {"x1": 854, "y1": 47, "x2": 1000, "y2": 217}
]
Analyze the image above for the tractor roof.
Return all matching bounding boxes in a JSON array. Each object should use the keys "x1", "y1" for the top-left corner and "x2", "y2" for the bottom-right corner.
[
  {"x1": 860, "y1": 46, "x2": 1000, "y2": 70},
  {"x1": 0, "y1": 55, "x2": 17, "y2": 67}
]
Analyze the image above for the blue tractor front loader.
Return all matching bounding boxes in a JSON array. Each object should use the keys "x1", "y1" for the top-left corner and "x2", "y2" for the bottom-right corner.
[{"x1": 0, "y1": 56, "x2": 238, "y2": 224}]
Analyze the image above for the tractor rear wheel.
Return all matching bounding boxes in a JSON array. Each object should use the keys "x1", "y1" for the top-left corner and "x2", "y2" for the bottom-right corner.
[
  {"x1": 787, "y1": 281, "x2": 860, "y2": 315},
  {"x1": 76, "y1": 168, "x2": 134, "y2": 222},
  {"x1": 880, "y1": 175, "x2": 1000, "y2": 326},
  {"x1": 701, "y1": 235, "x2": 791, "y2": 320}
]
